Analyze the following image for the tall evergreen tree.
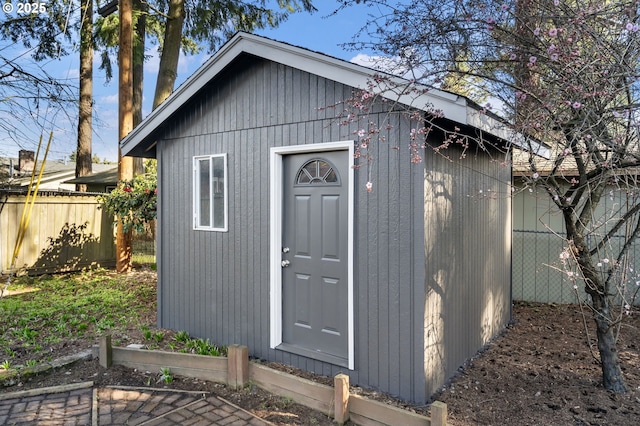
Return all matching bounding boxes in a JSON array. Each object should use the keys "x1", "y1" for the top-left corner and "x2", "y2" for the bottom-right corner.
[{"x1": 76, "y1": 0, "x2": 93, "y2": 191}]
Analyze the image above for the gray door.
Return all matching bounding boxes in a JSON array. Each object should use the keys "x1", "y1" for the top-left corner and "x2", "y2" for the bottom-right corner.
[{"x1": 281, "y1": 150, "x2": 349, "y2": 363}]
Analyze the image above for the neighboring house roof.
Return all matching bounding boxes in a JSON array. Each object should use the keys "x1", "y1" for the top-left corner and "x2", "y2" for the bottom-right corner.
[
  {"x1": 0, "y1": 157, "x2": 115, "y2": 191},
  {"x1": 122, "y1": 32, "x2": 537, "y2": 157},
  {"x1": 64, "y1": 167, "x2": 118, "y2": 186}
]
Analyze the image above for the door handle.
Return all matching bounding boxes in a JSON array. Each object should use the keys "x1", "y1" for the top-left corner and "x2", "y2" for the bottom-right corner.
[{"x1": 281, "y1": 260, "x2": 290, "y2": 268}]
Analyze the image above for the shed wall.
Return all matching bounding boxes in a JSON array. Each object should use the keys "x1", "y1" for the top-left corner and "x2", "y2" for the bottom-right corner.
[{"x1": 422, "y1": 145, "x2": 512, "y2": 397}]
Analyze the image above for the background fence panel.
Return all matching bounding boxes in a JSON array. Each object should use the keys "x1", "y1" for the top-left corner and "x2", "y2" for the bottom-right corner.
[
  {"x1": 513, "y1": 229, "x2": 640, "y2": 306},
  {"x1": 0, "y1": 191, "x2": 116, "y2": 274}
]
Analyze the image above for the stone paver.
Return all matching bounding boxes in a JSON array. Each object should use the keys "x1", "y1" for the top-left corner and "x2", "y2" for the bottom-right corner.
[
  {"x1": 0, "y1": 384, "x2": 271, "y2": 425},
  {"x1": 0, "y1": 386, "x2": 93, "y2": 425}
]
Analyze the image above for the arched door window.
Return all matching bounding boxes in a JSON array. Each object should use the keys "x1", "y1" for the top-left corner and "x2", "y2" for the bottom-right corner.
[{"x1": 295, "y1": 158, "x2": 340, "y2": 185}]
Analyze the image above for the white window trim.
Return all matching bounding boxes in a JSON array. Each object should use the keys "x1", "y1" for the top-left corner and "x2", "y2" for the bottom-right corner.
[
  {"x1": 193, "y1": 153, "x2": 228, "y2": 232},
  {"x1": 269, "y1": 141, "x2": 355, "y2": 370}
]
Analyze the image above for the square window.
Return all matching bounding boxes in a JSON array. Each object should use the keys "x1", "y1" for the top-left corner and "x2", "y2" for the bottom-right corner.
[{"x1": 193, "y1": 154, "x2": 227, "y2": 231}]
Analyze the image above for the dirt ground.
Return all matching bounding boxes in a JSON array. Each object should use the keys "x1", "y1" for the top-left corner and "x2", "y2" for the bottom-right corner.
[{"x1": 1, "y1": 272, "x2": 639, "y2": 425}]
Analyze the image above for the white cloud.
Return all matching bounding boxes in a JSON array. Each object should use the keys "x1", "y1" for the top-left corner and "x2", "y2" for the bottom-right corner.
[
  {"x1": 99, "y1": 93, "x2": 119, "y2": 104},
  {"x1": 145, "y1": 49, "x2": 161, "y2": 73},
  {"x1": 350, "y1": 53, "x2": 414, "y2": 79}
]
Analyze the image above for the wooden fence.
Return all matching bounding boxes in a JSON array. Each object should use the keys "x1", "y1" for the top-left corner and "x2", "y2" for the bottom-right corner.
[
  {"x1": 0, "y1": 190, "x2": 116, "y2": 274},
  {"x1": 99, "y1": 337, "x2": 447, "y2": 426}
]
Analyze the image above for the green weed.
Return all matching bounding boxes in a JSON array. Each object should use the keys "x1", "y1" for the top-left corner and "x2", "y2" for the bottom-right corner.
[
  {"x1": 153, "y1": 331, "x2": 164, "y2": 342},
  {"x1": 185, "y1": 338, "x2": 227, "y2": 356},
  {"x1": 174, "y1": 330, "x2": 190, "y2": 342},
  {"x1": 158, "y1": 367, "x2": 173, "y2": 384}
]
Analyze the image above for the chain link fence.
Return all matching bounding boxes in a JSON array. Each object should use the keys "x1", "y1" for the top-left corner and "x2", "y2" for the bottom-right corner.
[
  {"x1": 513, "y1": 229, "x2": 640, "y2": 306},
  {"x1": 132, "y1": 221, "x2": 156, "y2": 266}
]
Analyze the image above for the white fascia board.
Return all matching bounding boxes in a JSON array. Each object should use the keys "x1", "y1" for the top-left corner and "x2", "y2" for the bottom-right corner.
[{"x1": 467, "y1": 108, "x2": 551, "y2": 159}]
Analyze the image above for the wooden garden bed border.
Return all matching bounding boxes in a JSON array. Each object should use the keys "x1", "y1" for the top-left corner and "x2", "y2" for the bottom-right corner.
[{"x1": 99, "y1": 336, "x2": 447, "y2": 425}]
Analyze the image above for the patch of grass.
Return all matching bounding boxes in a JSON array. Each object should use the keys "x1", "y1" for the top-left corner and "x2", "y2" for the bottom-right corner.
[
  {"x1": 0, "y1": 268, "x2": 228, "y2": 367},
  {"x1": 0, "y1": 268, "x2": 157, "y2": 364}
]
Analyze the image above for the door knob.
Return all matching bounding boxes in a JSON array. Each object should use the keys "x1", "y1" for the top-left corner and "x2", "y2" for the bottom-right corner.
[{"x1": 281, "y1": 260, "x2": 290, "y2": 268}]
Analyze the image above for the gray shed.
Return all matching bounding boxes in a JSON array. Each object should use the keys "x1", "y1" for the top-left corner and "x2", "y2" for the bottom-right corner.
[{"x1": 121, "y1": 32, "x2": 513, "y2": 403}]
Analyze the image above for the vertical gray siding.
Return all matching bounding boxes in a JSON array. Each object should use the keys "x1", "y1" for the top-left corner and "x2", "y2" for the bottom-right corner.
[
  {"x1": 422, "y1": 143, "x2": 512, "y2": 397},
  {"x1": 154, "y1": 55, "x2": 509, "y2": 403}
]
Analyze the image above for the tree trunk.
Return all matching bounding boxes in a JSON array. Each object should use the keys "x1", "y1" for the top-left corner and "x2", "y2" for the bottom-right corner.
[
  {"x1": 153, "y1": 0, "x2": 185, "y2": 109},
  {"x1": 133, "y1": 0, "x2": 146, "y2": 175},
  {"x1": 117, "y1": 0, "x2": 135, "y2": 273},
  {"x1": 568, "y1": 229, "x2": 627, "y2": 393},
  {"x1": 591, "y1": 292, "x2": 627, "y2": 393},
  {"x1": 75, "y1": 0, "x2": 93, "y2": 192}
]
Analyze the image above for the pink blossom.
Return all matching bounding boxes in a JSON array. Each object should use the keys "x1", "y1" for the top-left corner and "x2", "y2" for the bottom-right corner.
[
  {"x1": 533, "y1": 28, "x2": 541, "y2": 36},
  {"x1": 366, "y1": 181, "x2": 373, "y2": 192},
  {"x1": 532, "y1": 172, "x2": 539, "y2": 179},
  {"x1": 529, "y1": 56, "x2": 537, "y2": 63},
  {"x1": 553, "y1": 0, "x2": 559, "y2": 5},
  {"x1": 572, "y1": 101, "x2": 582, "y2": 109},
  {"x1": 357, "y1": 129, "x2": 366, "y2": 137},
  {"x1": 548, "y1": 28, "x2": 558, "y2": 37}
]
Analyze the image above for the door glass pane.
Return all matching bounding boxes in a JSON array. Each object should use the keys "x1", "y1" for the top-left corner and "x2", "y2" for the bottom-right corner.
[
  {"x1": 296, "y1": 159, "x2": 339, "y2": 185},
  {"x1": 199, "y1": 158, "x2": 211, "y2": 227}
]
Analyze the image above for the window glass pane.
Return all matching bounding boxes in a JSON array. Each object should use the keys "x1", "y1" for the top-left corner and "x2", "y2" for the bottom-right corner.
[
  {"x1": 212, "y1": 156, "x2": 225, "y2": 229},
  {"x1": 199, "y1": 158, "x2": 211, "y2": 227}
]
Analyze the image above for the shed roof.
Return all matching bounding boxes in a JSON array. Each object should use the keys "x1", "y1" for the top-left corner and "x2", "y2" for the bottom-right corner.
[{"x1": 121, "y1": 32, "x2": 528, "y2": 158}]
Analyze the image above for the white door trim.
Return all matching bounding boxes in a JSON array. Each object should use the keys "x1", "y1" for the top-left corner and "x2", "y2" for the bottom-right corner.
[{"x1": 269, "y1": 141, "x2": 354, "y2": 370}]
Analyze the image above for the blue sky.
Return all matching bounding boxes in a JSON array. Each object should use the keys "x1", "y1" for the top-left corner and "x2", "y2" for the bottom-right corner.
[{"x1": 0, "y1": 1, "x2": 378, "y2": 163}]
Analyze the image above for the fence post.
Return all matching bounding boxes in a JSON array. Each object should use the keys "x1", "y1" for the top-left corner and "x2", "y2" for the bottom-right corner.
[
  {"x1": 334, "y1": 374, "x2": 350, "y2": 424},
  {"x1": 227, "y1": 345, "x2": 248, "y2": 389},
  {"x1": 99, "y1": 335, "x2": 112, "y2": 368},
  {"x1": 431, "y1": 401, "x2": 448, "y2": 426}
]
